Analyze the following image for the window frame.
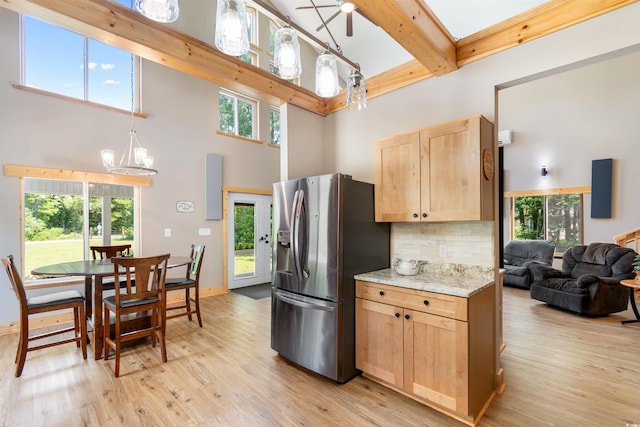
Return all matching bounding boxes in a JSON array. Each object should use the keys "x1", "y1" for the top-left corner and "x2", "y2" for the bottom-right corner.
[
  {"x1": 19, "y1": 11, "x2": 139, "y2": 112},
  {"x1": 505, "y1": 186, "x2": 589, "y2": 254},
  {"x1": 4, "y1": 164, "x2": 149, "y2": 286},
  {"x1": 269, "y1": 105, "x2": 281, "y2": 146},
  {"x1": 218, "y1": 89, "x2": 258, "y2": 141}
]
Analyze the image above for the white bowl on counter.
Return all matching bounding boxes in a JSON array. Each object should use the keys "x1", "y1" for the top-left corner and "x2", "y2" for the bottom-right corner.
[{"x1": 393, "y1": 259, "x2": 422, "y2": 276}]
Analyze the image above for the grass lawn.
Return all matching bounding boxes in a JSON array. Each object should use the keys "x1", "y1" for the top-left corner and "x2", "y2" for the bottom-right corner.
[{"x1": 25, "y1": 238, "x2": 133, "y2": 277}]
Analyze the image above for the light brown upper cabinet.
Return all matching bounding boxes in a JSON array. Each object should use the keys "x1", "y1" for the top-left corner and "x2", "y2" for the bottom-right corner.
[{"x1": 375, "y1": 115, "x2": 494, "y2": 222}]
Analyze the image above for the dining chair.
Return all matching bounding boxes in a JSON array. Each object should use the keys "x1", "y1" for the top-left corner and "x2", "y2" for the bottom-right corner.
[
  {"x1": 103, "y1": 253, "x2": 170, "y2": 377},
  {"x1": 90, "y1": 244, "x2": 131, "y2": 260},
  {"x1": 164, "y1": 245, "x2": 205, "y2": 327},
  {"x1": 90, "y1": 244, "x2": 132, "y2": 290},
  {"x1": 2, "y1": 255, "x2": 87, "y2": 377}
]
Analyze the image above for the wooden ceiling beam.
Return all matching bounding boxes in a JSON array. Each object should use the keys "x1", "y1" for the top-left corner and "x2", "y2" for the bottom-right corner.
[
  {"x1": 456, "y1": 0, "x2": 640, "y2": 66},
  {"x1": 2, "y1": 0, "x2": 637, "y2": 116},
  {"x1": 0, "y1": 0, "x2": 327, "y2": 115},
  {"x1": 325, "y1": 0, "x2": 638, "y2": 114},
  {"x1": 350, "y1": 0, "x2": 457, "y2": 76}
]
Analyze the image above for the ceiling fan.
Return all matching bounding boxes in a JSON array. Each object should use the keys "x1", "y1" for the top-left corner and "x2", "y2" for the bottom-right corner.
[{"x1": 295, "y1": 1, "x2": 374, "y2": 37}]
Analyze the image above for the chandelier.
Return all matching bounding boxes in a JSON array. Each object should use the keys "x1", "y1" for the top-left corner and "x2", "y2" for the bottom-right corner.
[{"x1": 100, "y1": 54, "x2": 157, "y2": 176}]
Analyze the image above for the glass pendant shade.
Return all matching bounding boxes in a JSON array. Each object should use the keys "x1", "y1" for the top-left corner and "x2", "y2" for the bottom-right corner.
[
  {"x1": 273, "y1": 27, "x2": 302, "y2": 80},
  {"x1": 215, "y1": 0, "x2": 250, "y2": 57},
  {"x1": 135, "y1": 0, "x2": 179, "y2": 23},
  {"x1": 315, "y1": 53, "x2": 340, "y2": 97},
  {"x1": 346, "y1": 69, "x2": 367, "y2": 111}
]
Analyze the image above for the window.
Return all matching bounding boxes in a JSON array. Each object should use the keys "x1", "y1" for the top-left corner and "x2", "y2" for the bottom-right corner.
[
  {"x1": 509, "y1": 189, "x2": 585, "y2": 253},
  {"x1": 24, "y1": 178, "x2": 136, "y2": 281},
  {"x1": 246, "y1": 7, "x2": 257, "y2": 45},
  {"x1": 239, "y1": 51, "x2": 258, "y2": 66},
  {"x1": 219, "y1": 90, "x2": 257, "y2": 139},
  {"x1": 21, "y1": 0, "x2": 134, "y2": 110},
  {"x1": 269, "y1": 20, "x2": 278, "y2": 54},
  {"x1": 269, "y1": 105, "x2": 280, "y2": 146}
]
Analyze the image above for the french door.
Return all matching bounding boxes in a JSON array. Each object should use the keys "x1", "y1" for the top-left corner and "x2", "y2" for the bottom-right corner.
[{"x1": 227, "y1": 193, "x2": 272, "y2": 289}]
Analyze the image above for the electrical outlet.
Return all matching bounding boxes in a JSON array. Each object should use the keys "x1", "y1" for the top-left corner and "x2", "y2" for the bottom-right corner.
[
  {"x1": 164, "y1": 228, "x2": 171, "y2": 237},
  {"x1": 439, "y1": 245, "x2": 447, "y2": 258}
]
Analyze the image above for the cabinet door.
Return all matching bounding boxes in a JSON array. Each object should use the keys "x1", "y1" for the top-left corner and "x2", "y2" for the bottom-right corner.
[
  {"x1": 404, "y1": 309, "x2": 469, "y2": 415},
  {"x1": 355, "y1": 298, "x2": 404, "y2": 389},
  {"x1": 420, "y1": 116, "x2": 481, "y2": 221},
  {"x1": 374, "y1": 132, "x2": 421, "y2": 222}
]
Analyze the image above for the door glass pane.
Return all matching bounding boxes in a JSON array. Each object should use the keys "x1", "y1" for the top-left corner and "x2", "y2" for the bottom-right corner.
[
  {"x1": 234, "y1": 202, "x2": 256, "y2": 277},
  {"x1": 513, "y1": 196, "x2": 544, "y2": 240},
  {"x1": 24, "y1": 180, "x2": 85, "y2": 280},
  {"x1": 547, "y1": 194, "x2": 581, "y2": 252}
]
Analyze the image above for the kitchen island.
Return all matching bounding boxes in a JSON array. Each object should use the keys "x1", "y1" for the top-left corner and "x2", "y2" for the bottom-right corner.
[{"x1": 354, "y1": 265, "x2": 496, "y2": 427}]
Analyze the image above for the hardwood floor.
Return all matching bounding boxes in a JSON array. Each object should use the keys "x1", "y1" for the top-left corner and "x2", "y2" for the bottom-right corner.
[{"x1": 1, "y1": 287, "x2": 639, "y2": 426}]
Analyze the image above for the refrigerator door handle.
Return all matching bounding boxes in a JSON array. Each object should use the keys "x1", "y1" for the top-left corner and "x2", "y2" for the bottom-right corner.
[
  {"x1": 274, "y1": 290, "x2": 335, "y2": 312},
  {"x1": 292, "y1": 189, "x2": 307, "y2": 281}
]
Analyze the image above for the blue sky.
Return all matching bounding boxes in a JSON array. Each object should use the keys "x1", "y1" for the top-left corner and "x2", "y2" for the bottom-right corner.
[{"x1": 23, "y1": 0, "x2": 133, "y2": 110}]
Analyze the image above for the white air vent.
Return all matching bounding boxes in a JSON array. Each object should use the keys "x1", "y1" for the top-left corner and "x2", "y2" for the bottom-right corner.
[{"x1": 498, "y1": 130, "x2": 512, "y2": 146}]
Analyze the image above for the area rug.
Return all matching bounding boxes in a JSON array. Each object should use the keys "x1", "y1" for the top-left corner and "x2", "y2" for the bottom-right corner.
[{"x1": 231, "y1": 283, "x2": 272, "y2": 300}]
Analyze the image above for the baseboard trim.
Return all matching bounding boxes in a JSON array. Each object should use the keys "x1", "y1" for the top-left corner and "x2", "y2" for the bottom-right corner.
[{"x1": 0, "y1": 286, "x2": 228, "y2": 336}]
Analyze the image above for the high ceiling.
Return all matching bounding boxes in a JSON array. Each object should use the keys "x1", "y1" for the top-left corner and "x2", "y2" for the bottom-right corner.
[{"x1": 266, "y1": 0, "x2": 549, "y2": 78}]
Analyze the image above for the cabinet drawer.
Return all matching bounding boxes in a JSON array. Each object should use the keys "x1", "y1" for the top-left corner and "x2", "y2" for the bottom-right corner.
[{"x1": 356, "y1": 281, "x2": 467, "y2": 321}]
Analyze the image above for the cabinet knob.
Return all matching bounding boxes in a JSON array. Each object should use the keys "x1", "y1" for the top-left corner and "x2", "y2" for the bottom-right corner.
[
  {"x1": 422, "y1": 212, "x2": 427, "y2": 218},
  {"x1": 412, "y1": 213, "x2": 418, "y2": 218},
  {"x1": 395, "y1": 312, "x2": 400, "y2": 318},
  {"x1": 404, "y1": 314, "x2": 410, "y2": 320},
  {"x1": 423, "y1": 300, "x2": 429, "y2": 306},
  {"x1": 379, "y1": 291, "x2": 385, "y2": 296}
]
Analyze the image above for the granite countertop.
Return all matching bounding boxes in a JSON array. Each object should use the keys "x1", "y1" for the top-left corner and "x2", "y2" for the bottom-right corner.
[{"x1": 354, "y1": 263, "x2": 495, "y2": 298}]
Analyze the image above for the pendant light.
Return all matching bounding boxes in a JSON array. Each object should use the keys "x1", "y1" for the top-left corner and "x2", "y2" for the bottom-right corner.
[
  {"x1": 346, "y1": 65, "x2": 367, "y2": 111},
  {"x1": 273, "y1": 24, "x2": 302, "y2": 80},
  {"x1": 315, "y1": 51, "x2": 340, "y2": 97},
  {"x1": 215, "y1": 0, "x2": 250, "y2": 57},
  {"x1": 134, "y1": 0, "x2": 179, "y2": 23},
  {"x1": 100, "y1": 54, "x2": 157, "y2": 176}
]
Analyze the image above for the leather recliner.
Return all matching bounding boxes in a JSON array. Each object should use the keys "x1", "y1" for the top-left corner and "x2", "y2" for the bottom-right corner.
[
  {"x1": 528, "y1": 242, "x2": 636, "y2": 316},
  {"x1": 503, "y1": 240, "x2": 556, "y2": 289}
]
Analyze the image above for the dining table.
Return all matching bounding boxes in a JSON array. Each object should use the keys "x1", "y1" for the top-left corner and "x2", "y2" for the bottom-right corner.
[{"x1": 32, "y1": 255, "x2": 192, "y2": 359}]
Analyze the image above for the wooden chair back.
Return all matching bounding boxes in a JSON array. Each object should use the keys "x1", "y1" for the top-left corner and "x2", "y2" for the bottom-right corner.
[
  {"x1": 91, "y1": 244, "x2": 131, "y2": 260},
  {"x1": 3, "y1": 255, "x2": 28, "y2": 312},
  {"x1": 187, "y1": 245, "x2": 205, "y2": 279},
  {"x1": 111, "y1": 254, "x2": 170, "y2": 305}
]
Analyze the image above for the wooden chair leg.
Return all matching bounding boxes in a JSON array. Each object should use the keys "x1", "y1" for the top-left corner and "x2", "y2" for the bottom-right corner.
[
  {"x1": 103, "y1": 306, "x2": 110, "y2": 361},
  {"x1": 114, "y1": 310, "x2": 121, "y2": 378},
  {"x1": 185, "y1": 289, "x2": 193, "y2": 321},
  {"x1": 194, "y1": 291, "x2": 202, "y2": 328},
  {"x1": 79, "y1": 304, "x2": 88, "y2": 360},
  {"x1": 15, "y1": 321, "x2": 29, "y2": 377}
]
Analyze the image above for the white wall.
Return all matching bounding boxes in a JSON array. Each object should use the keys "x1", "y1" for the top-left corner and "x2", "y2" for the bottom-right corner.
[{"x1": 499, "y1": 48, "x2": 640, "y2": 244}]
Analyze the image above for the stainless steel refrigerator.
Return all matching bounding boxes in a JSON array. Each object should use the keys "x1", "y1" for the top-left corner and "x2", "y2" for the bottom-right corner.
[{"x1": 271, "y1": 173, "x2": 390, "y2": 383}]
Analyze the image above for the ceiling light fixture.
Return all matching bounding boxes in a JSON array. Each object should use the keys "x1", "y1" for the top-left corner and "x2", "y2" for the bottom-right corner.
[
  {"x1": 346, "y1": 64, "x2": 367, "y2": 110},
  {"x1": 315, "y1": 49, "x2": 340, "y2": 97},
  {"x1": 215, "y1": 0, "x2": 250, "y2": 57},
  {"x1": 273, "y1": 22, "x2": 302, "y2": 80},
  {"x1": 100, "y1": 54, "x2": 157, "y2": 176},
  {"x1": 340, "y1": 1, "x2": 356, "y2": 14},
  {"x1": 134, "y1": 0, "x2": 179, "y2": 23},
  {"x1": 252, "y1": 0, "x2": 366, "y2": 109}
]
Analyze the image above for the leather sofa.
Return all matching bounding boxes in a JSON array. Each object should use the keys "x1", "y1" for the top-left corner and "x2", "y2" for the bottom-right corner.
[
  {"x1": 503, "y1": 240, "x2": 556, "y2": 289},
  {"x1": 528, "y1": 242, "x2": 636, "y2": 316}
]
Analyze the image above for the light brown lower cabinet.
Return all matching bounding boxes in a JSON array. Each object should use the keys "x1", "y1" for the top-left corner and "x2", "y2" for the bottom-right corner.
[{"x1": 355, "y1": 280, "x2": 496, "y2": 427}]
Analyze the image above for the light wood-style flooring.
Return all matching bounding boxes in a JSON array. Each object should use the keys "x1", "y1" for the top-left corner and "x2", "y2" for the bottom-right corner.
[{"x1": 1, "y1": 287, "x2": 639, "y2": 426}]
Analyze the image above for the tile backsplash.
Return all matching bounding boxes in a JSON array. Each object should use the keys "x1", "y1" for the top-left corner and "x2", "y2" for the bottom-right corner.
[{"x1": 391, "y1": 221, "x2": 495, "y2": 268}]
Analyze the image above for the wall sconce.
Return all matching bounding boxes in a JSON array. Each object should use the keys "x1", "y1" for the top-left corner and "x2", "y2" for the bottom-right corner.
[{"x1": 541, "y1": 166, "x2": 548, "y2": 177}]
